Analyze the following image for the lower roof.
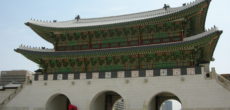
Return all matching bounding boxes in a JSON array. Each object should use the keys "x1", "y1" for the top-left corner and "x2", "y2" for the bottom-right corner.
[{"x1": 15, "y1": 27, "x2": 221, "y2": 57}]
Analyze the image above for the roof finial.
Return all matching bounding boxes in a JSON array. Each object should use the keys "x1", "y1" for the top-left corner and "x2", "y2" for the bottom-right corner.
[
  {"x1": 163, "y1": 4, "x2": 170, "y2": 10},
  {"x1": 75, "y1": 15, "x2": 81, "y2": 21}
]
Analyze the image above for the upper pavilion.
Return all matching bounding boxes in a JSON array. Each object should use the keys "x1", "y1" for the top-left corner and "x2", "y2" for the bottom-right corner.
[{"x1": 15, "y1": 0, "x2": 222, "y2": 73}]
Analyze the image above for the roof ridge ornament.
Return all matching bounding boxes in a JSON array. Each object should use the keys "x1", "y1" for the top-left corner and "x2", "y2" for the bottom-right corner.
[
  {"x1": 18, "y1": 44, "x2": 54, "y2": 52},
  {"x1": 163, "y1": 4, "x2": 170, "y2": 10},
  {"x1": 213, "y1": 25, "x2": 218, "y2": 30},
  {"x1": 75, "y1": 15, "x2": 80, "y2": 21}
]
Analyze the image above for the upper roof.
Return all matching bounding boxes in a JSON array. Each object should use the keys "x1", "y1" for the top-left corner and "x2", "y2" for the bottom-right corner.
[{"x1": 26, "y1": 0, "x2": 210, "y2": 28}]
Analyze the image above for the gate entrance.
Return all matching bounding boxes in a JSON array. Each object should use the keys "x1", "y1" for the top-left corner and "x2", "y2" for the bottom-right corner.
[
  {"x1": 46, "y1": 94, "x2": 70, "y2": 110},
  {"x1": 90, "y1": 91, "x2": 125, "y2": 110},
  {"x1": 148, "y1": 92, "x2": 181, "y2": 110}
]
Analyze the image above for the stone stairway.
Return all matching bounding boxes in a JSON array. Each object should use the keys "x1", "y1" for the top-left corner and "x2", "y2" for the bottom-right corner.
[
  {"x1": 211, "y1": 68, "x2": 230, "y2": 91},
  {"x1": 0, "y1": 71, "x2": 30, "y2": 107}
]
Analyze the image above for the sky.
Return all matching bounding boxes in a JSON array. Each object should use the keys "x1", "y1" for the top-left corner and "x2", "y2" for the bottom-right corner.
[{"x1": 0, "y1": 0, "x2": 229, "y2": 74}]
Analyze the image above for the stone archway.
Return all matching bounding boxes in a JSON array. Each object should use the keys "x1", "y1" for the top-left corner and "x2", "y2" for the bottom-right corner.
[
  {"x1": 90, "y1": 91, "x2": 125, "y2": 110},
  {"x1": 46, "y1": 93, "x2": 71, "y2": 110},
  {"x1": 148, "y1": 92, "x2": 181, "y2": 110}
]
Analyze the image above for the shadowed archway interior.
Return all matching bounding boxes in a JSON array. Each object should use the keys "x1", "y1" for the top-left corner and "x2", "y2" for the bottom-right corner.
[
  {"x1": 90, "y1": 91, "x2": 125, "y2": 110},
  {"x1": 46, "y1": 94, "x2": 70, "y2": 110},
  {"x1": 148, "y1": 92, "x2": 181, "y2": 110}
]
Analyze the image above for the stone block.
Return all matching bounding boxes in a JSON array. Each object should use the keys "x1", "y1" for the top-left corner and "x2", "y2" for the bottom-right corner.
[
  {"x1": 118, "y1": 71, "x2": 125, "y2": 78},
  {"x1": 68, "y1": 74, "x2": 74, "y2": 80},
  {"x1": 146, "y1": 70, "x2": 154, "y2": 77},
  {"x1": 173, "y1": 68, "x2": 181, "y2": 76},
  {"x1": 80, "y1": 73, "x2": 86, "y2": 79},
  {"x1": 187, "y1": 68, "x2": 195, "y2": 75},
  {"x1": 57, "y1": 74, "x2": 63, "y2": 80},
  {"x1": 105, "y1": 72, "x2": 111, "y2": 78},
  {"x1": 38, "y1": 75, "x2": 44, "y2": 81},
  {"x1": 92, "y1": 72, "x2": 99, "y2": 79},
  {"x1": 131, "y1": 71, "x2": 139, "y2": 77},
  {"x1": 160, "y1": 69, "x2": 167, "y2": 76},
  {"x1": 48, "y1": 74, "x2": 53, "y2": 80}
]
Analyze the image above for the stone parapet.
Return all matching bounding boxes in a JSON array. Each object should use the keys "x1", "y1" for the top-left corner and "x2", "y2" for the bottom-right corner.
[{"x1": 34, "y1": 66, "x2": 204, "y2": 81}]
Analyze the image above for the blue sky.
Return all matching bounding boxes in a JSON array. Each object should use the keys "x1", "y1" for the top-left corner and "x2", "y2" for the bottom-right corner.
[{"x1": 0, "y1": 0, "x2": 229, "y2": 74}]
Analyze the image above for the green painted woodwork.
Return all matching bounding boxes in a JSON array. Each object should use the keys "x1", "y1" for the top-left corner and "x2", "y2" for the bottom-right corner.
[
  {"x1": 173, "y1": 37, "x2": 181, "y2": 41},
  {"x1": 111, "y1": 43, "x2": 118, "y2": 47},
  {"x1": 120, "y1": 42, "x2": 128, "y2": 46},
  {"x1": 56, "y1": 67, "x2": 72, "y2": 73},
  {"x1": 101, "y1": 44, "x2": 108, "y2": 48},
  {"x1": 68, "y1": 41, "x2": 77, "y2": 46},
  {"x1": 99, "y1": 65, "x2": 123, "y2": 71},
  {"x1": 154, "y1": 32, "x2": 168, "y2": 38},
  {"x1": 129, "y1": 41, "x2": 138, "y2": 45},
  {"x1": 36, "y1": 49, "x2": 196, "y2": 72},
  {"x1": 101, "y1": 37, "x2": 126, "y2": 44},
  {"x1": 92, "y1": 44, "x2": 100, "y2": 48},
  {"x1": 154, "y1": 62, "x2": 177, "y2": 68},
  {"x1": 143, "y1": 40, "x2": 151, "y2": 44},
  {"x1": 82, "y1": 45, "x2": 89, "y2": 49},
  {"x1": 55, "y1": 29, "x2": 182, "y2": 51},
  {"x1": 36, "y1": 48, "x2": 197, "y2": 73}
]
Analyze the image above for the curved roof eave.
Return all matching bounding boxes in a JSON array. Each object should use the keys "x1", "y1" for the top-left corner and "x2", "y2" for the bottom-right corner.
[
  {"x1": 26, "y1": 0, "x2": 210, "y2": 29},
  {"x1": 15, "y1": 27, "x2": 221, "y2": 57}
]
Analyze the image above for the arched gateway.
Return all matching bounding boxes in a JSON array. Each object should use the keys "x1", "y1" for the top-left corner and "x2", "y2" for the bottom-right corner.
[
  {"x1": 3, "y1": 0, "x2": 230, "y2": 110},
  {"x1": 46, "y1": 94, "x2": 71, "y2": 110},
  {"x1": 148, "y1": 92, "x2": 181, "y2": 110},
  {"x1": 90, "y1": 91, "x2": 125, "y2": 110}
]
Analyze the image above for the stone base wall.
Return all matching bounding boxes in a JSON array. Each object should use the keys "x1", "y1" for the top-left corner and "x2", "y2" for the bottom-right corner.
[{"x1": 2, "y1": 72, "x2": 230, "y2": 110}]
